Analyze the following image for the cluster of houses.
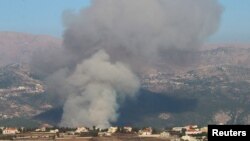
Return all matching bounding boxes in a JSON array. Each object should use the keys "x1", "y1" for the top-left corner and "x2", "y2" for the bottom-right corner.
[
  {"x1": 0, "y1": 84, "x2": 45, "y2": 97},
  {"x1": 172, "y1": 125, "x2": 208, "y2": 141},
  {"x1": 0, "y1": 127, "x2": 20, "y2": 135},
  {"x1": 0, "y1": 124, "x2": 208, "y2": 141}
]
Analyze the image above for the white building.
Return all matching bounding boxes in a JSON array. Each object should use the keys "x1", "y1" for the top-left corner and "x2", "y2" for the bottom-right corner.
[
  {"x1": 75, "y1": 127, "x2": 88, "y2": 133},
  {"x1": 185, "y1": 129, "x2": 202, "y2": 135},
  {"x1": 3, "y1": 128, "x2": 19, "y2": 135},
  {"x1": 124, "y1": 126, "x2": 132, "y2": 132},
  {"x1": 108, "y1": 127, "x2": 118, "y2": 133},
  {"x1": 172, "y1": 127, "x2": 184, "y2": 132},
  {"x1": 184, "y1": 125, "x2": 198, "y2": 130},
  {"x1": 50, "y1": 129, "x2": 59, "y2": 133},
  {"x1": 35, "y1": 127, "x2": 46, "y2": 132}
]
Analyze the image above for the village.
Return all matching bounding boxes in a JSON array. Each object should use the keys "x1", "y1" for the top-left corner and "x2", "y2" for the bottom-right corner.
[
  {"x1": 0, "y1": 124, "x2": 208, "y2": 141},
  {"x1": 0, "y1": 84, "x2": 45, "y2": 96}
]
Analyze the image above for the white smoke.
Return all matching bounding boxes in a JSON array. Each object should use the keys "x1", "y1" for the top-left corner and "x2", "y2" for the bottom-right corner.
[
  {"x1": 60, "y1": 50, "x2": 139, "y2": 128},
  {"x1": 31, "y1": 0, "x2": 222, "y2": 128}
]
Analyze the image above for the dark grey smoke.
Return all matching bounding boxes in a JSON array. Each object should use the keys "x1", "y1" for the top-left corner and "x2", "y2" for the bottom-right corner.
[{"x1": 31, "y1": 0, "x2": 222, "y2": 127}]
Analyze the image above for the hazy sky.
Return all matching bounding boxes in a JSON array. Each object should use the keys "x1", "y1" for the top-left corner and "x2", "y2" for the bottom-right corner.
[{"x1": 0, "y1": 0, "x2": 249, "y2": 43}]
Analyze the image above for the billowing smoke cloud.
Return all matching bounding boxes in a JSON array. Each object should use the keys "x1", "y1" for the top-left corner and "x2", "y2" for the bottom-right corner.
[
  {"x1": 31, "y1": 0, "x2": 222, "y2": 127},
  {"x1": 62, "y1": 0, "x2": 222, "y2": 71},
  {"x1": 60, "y1": 50, "x2": 139, "y2": 127}
]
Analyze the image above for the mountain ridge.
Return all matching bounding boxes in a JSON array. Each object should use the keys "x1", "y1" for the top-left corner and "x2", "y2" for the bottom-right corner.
[{"x1": 0, "y1": 31, "x2": 250, "y2": 128}]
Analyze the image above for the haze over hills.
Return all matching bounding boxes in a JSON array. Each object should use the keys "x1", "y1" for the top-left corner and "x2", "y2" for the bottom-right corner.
[
  {"x1": 0, "y1": 31, "x2": 250, "y2": 128},
  {"x1": 0, "y1": 31, "x2": 62, "y2": 66},
  {"x1": 200, "y1": 45, "x2": 250, "y2": 67}
]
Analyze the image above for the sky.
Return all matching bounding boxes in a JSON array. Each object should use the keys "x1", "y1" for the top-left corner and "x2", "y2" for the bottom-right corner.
[
  {"x1": 209, "y1": 0, "x2": 250, "y2": 43},
  {"x1": 0, "y1": 0, "x2": 249, "y2": 43},
  {"x1": 0, "y1": 0, "x2": 91, "y2": 36}
]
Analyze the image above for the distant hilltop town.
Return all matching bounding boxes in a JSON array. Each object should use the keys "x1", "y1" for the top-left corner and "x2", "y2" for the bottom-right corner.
[{"x1": 0, "y1": 124, "x2": 208, "y2": 141}]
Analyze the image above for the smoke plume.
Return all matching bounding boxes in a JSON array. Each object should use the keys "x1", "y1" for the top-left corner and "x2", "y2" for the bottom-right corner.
[
  {"x1": 31, "y1": 0, "x2": 222, "y2": 127},
  {"x1": 60, "y1": 50, "x2": 139, "y2": 127}
]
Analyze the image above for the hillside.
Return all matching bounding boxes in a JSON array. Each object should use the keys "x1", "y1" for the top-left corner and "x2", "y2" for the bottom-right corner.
[
  {"x1": 35, "y1": 64, "x2": 250, "y2": 128},
  {"x1": 141, "y1": 64, "x2": 250, "y2": 93},
  {"x1": 138, "y1": 64, "x2": 250, "y2": 127},
  {"x1": 0, "y1": 64, "x2": 52, "y2": 120},
  {"x1": 1, "y1": 31, "x2": 250, "y2": 128}
]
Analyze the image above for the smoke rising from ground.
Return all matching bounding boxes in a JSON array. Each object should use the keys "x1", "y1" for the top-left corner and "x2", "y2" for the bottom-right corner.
[
  {"x1": 60, "y1": 50, "x2": 139, "y2": 127},
  {"x1": 31, "y1": 0, "x2": 222, "y2": 127}
]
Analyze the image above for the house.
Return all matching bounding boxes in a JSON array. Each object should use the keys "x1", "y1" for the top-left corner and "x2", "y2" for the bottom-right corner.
[
  {"x1": 50, "y1": 129, "x2": 59, "y2": 133},
  {"x1": 35, "y1": 127, "x2": 46, "y2": 132},
  {"x1": 185, "y1": 129, "x2": 202, "y2": 135},
  {"x1": 35, "y1": 123, "x2": 53, "y2": 132},
  {"x1": 139, "y1": 127, "x2": 152, "y2": 135},
  {"x1": 108, "y1": 127, "x2": 118, "y2": 133},
  {"x1": 123, "y1": 126, "x2": 132, "y2": 132},
  {"x1": 75, "y1": 127, "x2": 88, "y2": 133},
  {"x1": 172, "y1": 127, "x2": 184, "y2": 132},
  {"x1": 3, "y1": 128, "x2": 19, "y2": 135},
  {"x1": 35, "y1": 128, "x2": 41, "y2": 132},
  {"x1": 184, "y1": 125, "x2": 198, "y2": 130}
]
